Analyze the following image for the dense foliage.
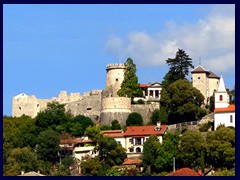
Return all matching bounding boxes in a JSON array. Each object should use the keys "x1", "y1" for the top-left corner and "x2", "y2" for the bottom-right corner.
[
  {"x1": 126, "y1": 112, "x2": 143, "y2": 126},
  {"x1": 160, "y1": 79, "x2": 205, "y2": 124},
  {"x1": 117, "y1": 58, "x2": 143, "y2": 101}
]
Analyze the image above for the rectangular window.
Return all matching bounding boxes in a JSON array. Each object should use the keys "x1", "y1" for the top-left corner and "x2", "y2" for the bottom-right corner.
[
  {"x1": 129, "y1": 148, "x2": 134, "y2": 152},
  {"x1": 230, "y1": 115, "x2": 233, "y2": 123},
  {"x1": 134, "y1": 138, "x2": 142, "y2": 145},
  {"x1": 129, "y1": 138, "x2": 132, "y2": 143}
]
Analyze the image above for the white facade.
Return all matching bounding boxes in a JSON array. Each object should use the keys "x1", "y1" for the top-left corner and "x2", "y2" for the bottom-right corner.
[{"x1": 214, "y1": 112, "x2": 235, "y2": 130}]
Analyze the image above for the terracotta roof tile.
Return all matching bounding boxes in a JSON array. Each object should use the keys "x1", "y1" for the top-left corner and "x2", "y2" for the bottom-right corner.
[
  {"x1": 104, "y1": 133, "x2": 125, "y2": 138},
  {"x1": 124, "y1": 125, "x2": 168, "y2": 136},
  {"x1": 215, "y1": 105, "x2": 235, "y2": 113},
  {"x1": 166, "y1": 168, "x2": 201, "y2": 176},
  {"x1": 140, "y1": 84, "x2": 148, "y2": 88},
  {"x1": 102, "y1": 130, "x2": 122, "y2": 134},
  {"x1": 123, "y1": 158, "x2": 142, "y2": 165}
]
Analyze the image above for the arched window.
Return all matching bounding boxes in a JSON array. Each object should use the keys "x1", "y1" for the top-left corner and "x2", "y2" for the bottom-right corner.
[
  {"x1": 136, "y1": 147, "x2": 141, "y2": 153},
  {"x1": 219, "y1": 95, "x2": 223, "y2": 101}
]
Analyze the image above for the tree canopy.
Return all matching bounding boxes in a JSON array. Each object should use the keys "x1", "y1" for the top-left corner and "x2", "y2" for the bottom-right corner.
[
  {"x1": 160, "y1": 79, "x2": 205, "y2": 124},
  {"x1": 126, "y1": 112, "x2": 143, "y2": 126},
  {"x1": 117, "y1": 58, "x2": 143, "y2": 101},
  {"x1": 162, "y1": 48, "x2": 194, "y2": 88}
]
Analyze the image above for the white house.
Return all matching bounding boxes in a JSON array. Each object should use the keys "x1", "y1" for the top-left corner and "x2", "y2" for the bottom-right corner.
[{"x1": 214, "y1": 75, "x2": 235, "y2": 130}]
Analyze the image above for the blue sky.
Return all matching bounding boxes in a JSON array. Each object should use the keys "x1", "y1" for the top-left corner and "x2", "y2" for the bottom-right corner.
[{"x1": 3, "y1": 4, "x2": 235, "y2": 116}]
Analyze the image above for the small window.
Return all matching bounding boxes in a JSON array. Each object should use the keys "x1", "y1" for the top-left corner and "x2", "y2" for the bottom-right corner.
[
  {"x1": 230, "y1": 115, "x2": 233, "y2": 123},
  {"x1": 87, "y1": 107, "x2": 92, "y2": 110},
  {"x1": 37, "y1": 104, "x2": 39, "y2": 107},
  {"x1": 19, "y1": 107, "x2": 21, "y2": 110},
  {"x1": 116, "y1": 78, "x2": 118, "y2": 82},
  {"x1": 129, "y1": 138, "x2": 132, "y2": 143},
  {"x1": 219, "y1": 95, "x2": 223, "y2": 101},
  {"x1": 117, "y1": 141, "x2": 121, "y2": 144},
  {"x1": 198, "y1": 77, "x2": 201, "y2": 79},
  {"x1": 129, "y1": 148, "x2": 134, "y2": 152}
]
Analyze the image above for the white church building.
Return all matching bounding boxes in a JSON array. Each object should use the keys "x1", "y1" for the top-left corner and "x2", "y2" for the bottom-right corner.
[{"x1": 214, "y1": 75, "x2": 235, "y2": 130}]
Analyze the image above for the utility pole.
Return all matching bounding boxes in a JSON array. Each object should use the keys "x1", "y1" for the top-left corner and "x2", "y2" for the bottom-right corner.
[{"x1": 173, "y1": 157, "x2": 175, "y2": 172}]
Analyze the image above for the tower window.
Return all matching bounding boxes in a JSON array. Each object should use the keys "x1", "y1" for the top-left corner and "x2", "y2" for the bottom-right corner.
[
  {"x1": 198, "y1": 77, "x2": 201, "y2": 79},
  {"x1": 219, "y1": 95, "x2": 223, "y2": 101},
  {"x1": 116, "y1": 78, "x2": 118, "y2": 82},
  {"x1": 19, "y1": 107, "x2": 21, "y2": 110},
  {"x1": 230, "y1": 115, "x2": 233, "y2": 123}
]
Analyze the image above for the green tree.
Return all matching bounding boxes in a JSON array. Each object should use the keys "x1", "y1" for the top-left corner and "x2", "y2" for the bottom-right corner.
[
  {"x1": 159, "y1": 105, "x2": 168, "y2": 124},
  {"x1": 36, "y1": 129, "x2": 60, "y2": 162},
  {"x1": 4, "y1": 147, "x2": 38, "y2": 176},
  {"x1": 209, "y1": 95, "x2": 215, "y2": 112},
  {"x1": 80, "y1": 157, "x2": 103, "y2": 176},
  {"x1": 205, "y1": 127, "x2": 235, "y2": 169},
  {"x1": 177, "y1": 130, "x2": 206, "y2": 170},
  {"x1": 155, "y1": 131, "x2": 180, "y2": 172},
  {"x1": 150, "y1": 109, "x2": 161, "y2": 125},
  {"x1": 160, "y1": 79, "x2": 205, "y2": 124},
  {"x1": 117, "y1": 58, "x2": 143, "y2": 101},
  {"x1": 142, "y1": 135, "x2": 160, "y2": 174},
  {"x1": 126, "y1": 112, "x2": 143, "y2": 126},
  {"x1": 106, "y1": 168, "x2": 122, "y2": 176},
  {"x1": 65, "y1": 115, "x2": 94, "y2": 136},
  {"x1": 163, "y1": 49, "x2": 194, "y2": 88},
  {"x1": 3, "y1": 115, "x2": 38, "y2": 166},
  {"x1": 35, "y1": 101, "x2": 72, "y2": 133},
  {"x1": 111, "y1": 120, "x2": 121, "y2": 130},
  {"x1": 85, "y1": 126, "x2": 126, "y2": 167}
]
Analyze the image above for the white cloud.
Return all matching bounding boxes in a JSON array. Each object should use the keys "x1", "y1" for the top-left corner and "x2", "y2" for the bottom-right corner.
[{"x1": 105, "y1": 4, "x2": 235, "y2": 75}]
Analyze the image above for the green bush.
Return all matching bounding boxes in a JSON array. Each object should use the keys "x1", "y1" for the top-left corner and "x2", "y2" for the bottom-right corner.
[{"x1": 199, "y1": 121, "x2": 212, "y2": 132}]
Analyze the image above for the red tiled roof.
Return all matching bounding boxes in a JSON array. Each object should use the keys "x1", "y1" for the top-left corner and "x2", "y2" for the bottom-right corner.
[
  {"x1": 104, "y1": 133, "x2": 125, "y2": 138},
  {"x1": 166, "y1": 168, "x2": 201, "y2": 176},
  {"x1": 123, "y1": 158, "x2": 142, "y2": 165},
  {"x1": 102, "y1": 130, "x2": 122, "y2": 134},
  {"x1": 215, "y1": 105, "x2": 235, "y2": 113},
  {"x1": 124, "y1": 125, "x2": 168, "y2": 137},
  {"x1": 102, "y1": 130, "x2": 125, "y2": 138},
  {"x1": 140, "y1": 84, "x2": 147, "y2": 88}
]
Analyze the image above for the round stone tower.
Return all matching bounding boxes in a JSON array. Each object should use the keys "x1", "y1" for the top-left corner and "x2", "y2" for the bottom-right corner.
[
  {"x1": 100, "y1": 63, "x2": 131, "y2": 126},
  {"x1": 103, "y1": 63, "x2": 126, "y2": 97}
]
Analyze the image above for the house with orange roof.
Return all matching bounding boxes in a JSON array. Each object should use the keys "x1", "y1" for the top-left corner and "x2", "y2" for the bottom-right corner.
[
  {"x1": 101, "y1": 122, "x2": 168, "y2": 158},
  {"x1": 102, "y1": 130, "x2": 126, "y2": 148},
  {"x1": 214, "y1": 75, "x2": 235, "y2": 130},
  {"x1": 124, "y1": 121, "x2": 168, "y2": 158},
  {"x1": 59, "y1": 135, "x2": 98, "y2": 161},
  {"x1": 166, "y1": 167, "x2": 202, "y2": 176}
]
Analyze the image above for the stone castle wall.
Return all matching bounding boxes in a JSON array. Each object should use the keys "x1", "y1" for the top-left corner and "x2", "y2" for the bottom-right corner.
[{"x1": 131, "y1": 103, "x2": 160, "y2": 124}]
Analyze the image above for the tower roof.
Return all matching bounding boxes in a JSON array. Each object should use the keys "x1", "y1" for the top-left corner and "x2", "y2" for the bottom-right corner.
[
  {"x1": 217, "y1": 75, "x2": 227, "y2": 92},
  {"x1": 208, "y1": 71, "x2": 220, "y2": 79},
  {"x1": 191, "y1": 65, "x2": 209, "y2": 74}
]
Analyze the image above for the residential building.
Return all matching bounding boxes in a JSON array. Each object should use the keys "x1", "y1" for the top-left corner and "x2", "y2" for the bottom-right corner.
[{"x1": 124, "y1": 121, "x2": 168, "y2": 158}]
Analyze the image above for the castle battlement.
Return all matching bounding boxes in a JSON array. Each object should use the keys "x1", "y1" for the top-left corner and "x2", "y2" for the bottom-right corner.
[{"x1": 106, "y1": 63, "x2": 126, "y2": 69}]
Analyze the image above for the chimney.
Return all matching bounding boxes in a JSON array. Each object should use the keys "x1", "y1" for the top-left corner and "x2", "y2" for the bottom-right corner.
[{"x1": 157, "y1": 121, "x2": 161, "y2": 128}]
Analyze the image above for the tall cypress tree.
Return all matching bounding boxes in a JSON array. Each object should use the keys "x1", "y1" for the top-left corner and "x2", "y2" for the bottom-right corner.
[{"x1": 117, "y1": 58, "x2": 143, "y2": 102}]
